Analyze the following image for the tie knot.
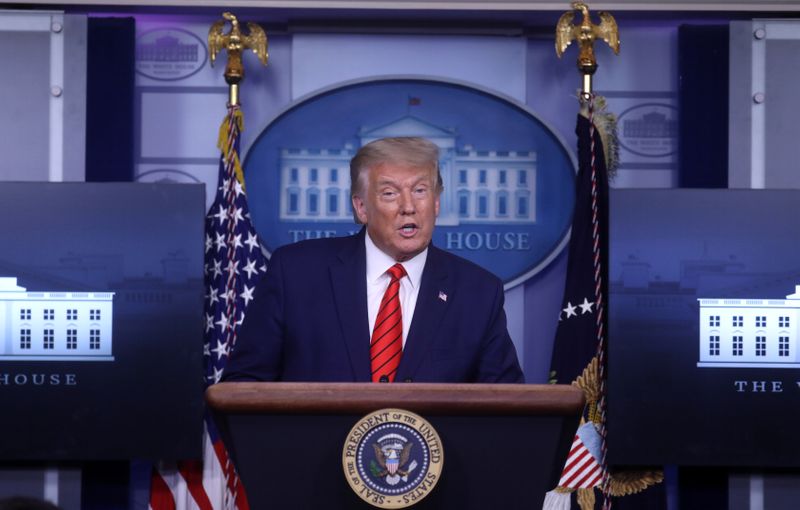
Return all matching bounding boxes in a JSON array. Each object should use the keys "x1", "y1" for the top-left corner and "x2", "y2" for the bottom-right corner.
[{"x1": 387, "y1": 263, "x2": 406, "y2": 281}]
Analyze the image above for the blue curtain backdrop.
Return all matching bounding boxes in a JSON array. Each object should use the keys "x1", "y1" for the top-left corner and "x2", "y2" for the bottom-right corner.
[{"x1": 86, "y1": 17, "x2": 135, "y2": 183}]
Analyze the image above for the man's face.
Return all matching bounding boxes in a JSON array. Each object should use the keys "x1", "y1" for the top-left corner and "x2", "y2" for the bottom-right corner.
[{"x1": 352, "y1": 162, "x2": 440, "y2": 262}]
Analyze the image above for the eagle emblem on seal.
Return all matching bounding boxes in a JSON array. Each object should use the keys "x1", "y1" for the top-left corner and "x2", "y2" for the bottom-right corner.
[{"x1": 370, "y1": 434, "x2": 417, "y2": 486}]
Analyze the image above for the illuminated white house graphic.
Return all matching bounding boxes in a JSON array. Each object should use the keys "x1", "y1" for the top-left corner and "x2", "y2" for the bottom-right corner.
[
  {"x1": 279, "y1": 116, "x2": 537, "y2": 226},
  {"x1": 0, "y1": 277, "x2": 114, "y2": 361},
  {"x1": 697, "y1": 285, "x2": 800, "y2": 368}
]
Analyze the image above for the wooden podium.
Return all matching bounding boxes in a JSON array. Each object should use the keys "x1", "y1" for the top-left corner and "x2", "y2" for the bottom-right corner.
[{"x1": 207, "y1": 382, "x2": 584, "y2": 510}]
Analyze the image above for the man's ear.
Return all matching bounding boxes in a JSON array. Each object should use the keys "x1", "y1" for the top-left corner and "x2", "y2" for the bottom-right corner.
[{"x1": 352, "y1": 194, "x2": 368, "y2": 225}]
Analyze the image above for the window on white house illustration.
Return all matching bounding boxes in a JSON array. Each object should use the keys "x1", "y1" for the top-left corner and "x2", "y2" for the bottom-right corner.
[
  {"x1": 287, "y1": 188, "x2": 300, "y2": 215},
  {"x1": 90, "y1": 329, "x2": 101, "y2": 350},
  {"x1": 496, "y1": 192, "x2": 508, "y2": 217},
  {"x1": 779, "y1": 336, "x2": 790, "y2": 357},
  {"x1": 20, "y1": 329, "x2": 31, "y2": 349},
  {"x1": 306, "y1": 188, "x2": 319, "y2": 215},
  {"x1": 327, "y1": 189, "x2": 339, "y2": 216},
  {"x1": 755, "y1": 336, "x2": 767, "y2": 356},
  {"x1": 477, "y1": 192, "x2": 489, "y2": 218},
  {"x1": 709, "y1": 335, "x2": 720, "y2": 356},
  {"x1": 458, "y1": 191, "x2": 469, "y2": 218},
  {"x1": 43, "y1": 329, "x2": 54, "y2": 349},
  {"x1": 42, "y1": 330, "x2": 56, "y2": 350},
  {"x1": 67, "y1": 329, "x2": 77, "y2": 350},
  {"x1": 732, "y1": 336, "x2": 743, "y2": 356}
]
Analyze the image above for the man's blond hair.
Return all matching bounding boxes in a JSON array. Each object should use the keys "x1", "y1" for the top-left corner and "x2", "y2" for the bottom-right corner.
[{"x1": 349, "y1": 137, "x2": 443, "y2": 224}]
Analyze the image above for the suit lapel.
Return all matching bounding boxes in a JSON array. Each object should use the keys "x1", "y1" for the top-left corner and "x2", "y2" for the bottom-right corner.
[
  {"x1": 396, "y1": 246, "x2": 450, "y2": 381},
  {"x1": 329, "y1": 230, "x2": 371, "y2": 381}
]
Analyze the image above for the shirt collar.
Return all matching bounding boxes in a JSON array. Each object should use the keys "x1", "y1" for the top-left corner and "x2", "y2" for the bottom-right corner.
[{"x1": 365, "y1": 231, "x2": 427, "y2": 289}]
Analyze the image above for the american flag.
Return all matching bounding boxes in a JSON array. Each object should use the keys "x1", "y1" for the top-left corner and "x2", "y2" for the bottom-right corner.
[
  {"x1": 557, "y1": 422, "x2": 604, "y2": 489},
  {"x1": 149, "y1": 104, "x2": 266, "y2": 510}
]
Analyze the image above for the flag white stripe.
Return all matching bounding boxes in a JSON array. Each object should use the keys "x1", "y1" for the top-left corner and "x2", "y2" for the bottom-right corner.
[
  {"x1": 560, "y1": 461, "x2": 601, "y2": 489},
  {"x1": 560, "y1": 447, "x2": 593, "y2": 481},
  {"x1": 201, "y1": 426, "x2": 226, "y2": 507}
]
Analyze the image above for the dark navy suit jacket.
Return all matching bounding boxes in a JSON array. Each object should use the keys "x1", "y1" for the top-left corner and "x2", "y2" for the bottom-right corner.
[{"x1": 223, "y1": 229, "x2": 524, "y2": 383}]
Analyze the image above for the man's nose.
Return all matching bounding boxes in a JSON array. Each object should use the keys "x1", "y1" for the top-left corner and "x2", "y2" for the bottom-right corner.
[{"x1": 398, "y1": 189, "x2": 416, "y2": 214}]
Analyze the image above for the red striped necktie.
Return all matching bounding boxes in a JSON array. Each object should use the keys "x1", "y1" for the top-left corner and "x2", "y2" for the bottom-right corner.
[{"x1": 370, "y1": 263, "x2": 407, "y2": 383}]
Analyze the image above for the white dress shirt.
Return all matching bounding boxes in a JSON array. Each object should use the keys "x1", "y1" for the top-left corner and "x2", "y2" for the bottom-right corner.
[{"x1": 365, "y1": 233, "x2": 427, "y2": 348}]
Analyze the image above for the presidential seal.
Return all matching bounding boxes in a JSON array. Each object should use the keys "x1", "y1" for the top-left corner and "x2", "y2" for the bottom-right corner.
[{"x1": 342, "y1": 408, "x2": 444, "y2": 508}]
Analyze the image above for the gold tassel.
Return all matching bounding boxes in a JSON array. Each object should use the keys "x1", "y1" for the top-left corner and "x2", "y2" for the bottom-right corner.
[
  {"x1": 576, "y1": 488, "x2": 595, "y2": 510},
  {"x1": 579, "y1": 93, "x2": 619, "y2": 179},
  {"x1": 216, "y1": 109, "x2": 247, "y2": 191},
  {"x1": 608, "y1": 469, "x2": 665, "y2": 497}
]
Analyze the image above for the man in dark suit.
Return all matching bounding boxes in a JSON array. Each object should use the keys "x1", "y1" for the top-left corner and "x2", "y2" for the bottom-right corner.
[{"x1": 223, "y1": 137, "x2": 523, "y2": 383}]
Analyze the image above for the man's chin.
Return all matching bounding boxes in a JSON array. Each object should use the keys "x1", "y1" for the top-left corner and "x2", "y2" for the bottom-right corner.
[{"x1": 391, "y1": 240, "x2": 430, "y2": 261}]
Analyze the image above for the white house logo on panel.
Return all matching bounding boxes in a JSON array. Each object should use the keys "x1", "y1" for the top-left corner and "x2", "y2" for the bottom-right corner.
[
  {"x1": 618, "y1": 103, "x2": 678, "y2": 158},
  {"x1": 0, "y1": 277, "x2": 114, "y2": 362},
  {"x1": 697, "y1": 285, "x2": 800, "y2": 368},
  {"x1": 135, "y1": 28, "x2": 207, "y2": 81}
]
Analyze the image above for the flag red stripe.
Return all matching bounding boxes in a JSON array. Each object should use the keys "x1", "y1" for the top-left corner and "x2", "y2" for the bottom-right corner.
[
  {"x1": 573, "y1": 463, "x2": 602, "y2": 488},
  {"x1": 583, "y1": 470, "x2": 604, "y2": 489},
  {"x1": 563, "y1": 447, "x2": 590, "y2": 473},
  {"x1": 561, "y1": 451, "x2": 592, "y2": 485},
  {"x1": 212, "y1": 437, "x2": 250, "y2": 510},
  {"x1": 149, "y1": 468, "x2": 176, "y2": 510},
  {"x1": 178, "y1": 460, "x2": 215, "y2": 510}
]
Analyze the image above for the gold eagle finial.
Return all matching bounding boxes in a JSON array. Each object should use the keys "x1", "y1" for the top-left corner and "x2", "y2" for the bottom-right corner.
[
  {"x1": 556, "y1": 2, "x2": 619, "y2": 91},
  {"x1": 208, "y1": 12, "x2": 268, "y2": 99}
]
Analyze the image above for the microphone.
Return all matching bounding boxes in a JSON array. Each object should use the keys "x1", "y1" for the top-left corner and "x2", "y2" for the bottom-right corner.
[{"x1": 379, "y1": 375, "x2": 389, "y2": 383}]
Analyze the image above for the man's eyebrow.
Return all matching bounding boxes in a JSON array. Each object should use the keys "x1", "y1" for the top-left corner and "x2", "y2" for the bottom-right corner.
[{"x1": 375, "y1": 178, "x2": 399, "y2": 187}]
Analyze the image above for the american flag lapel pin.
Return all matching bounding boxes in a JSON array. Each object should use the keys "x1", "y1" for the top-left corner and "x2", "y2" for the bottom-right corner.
[{"x1": 438, "y1": 291, "x2": 447, "y2": 302}]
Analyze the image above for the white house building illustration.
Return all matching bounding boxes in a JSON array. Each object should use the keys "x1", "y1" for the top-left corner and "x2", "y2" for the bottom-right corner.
[
  {"x1": 697, "y1": 285, "x2": 800, "y2": 368},
  {"x1": 0, "y1": 277, "x2": 114, "y2": 361},
  {"x1": 278, "y1": 116, "x2": 537, "y2": 227}
]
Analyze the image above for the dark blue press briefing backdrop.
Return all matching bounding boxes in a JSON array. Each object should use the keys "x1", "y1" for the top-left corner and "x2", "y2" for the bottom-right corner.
[
  {"x1": 608, "y1": 189, "x2": 800, "y2": 467},
  {"x1": 0, "y1": 183, "x2": 205, "y2": 460}
]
